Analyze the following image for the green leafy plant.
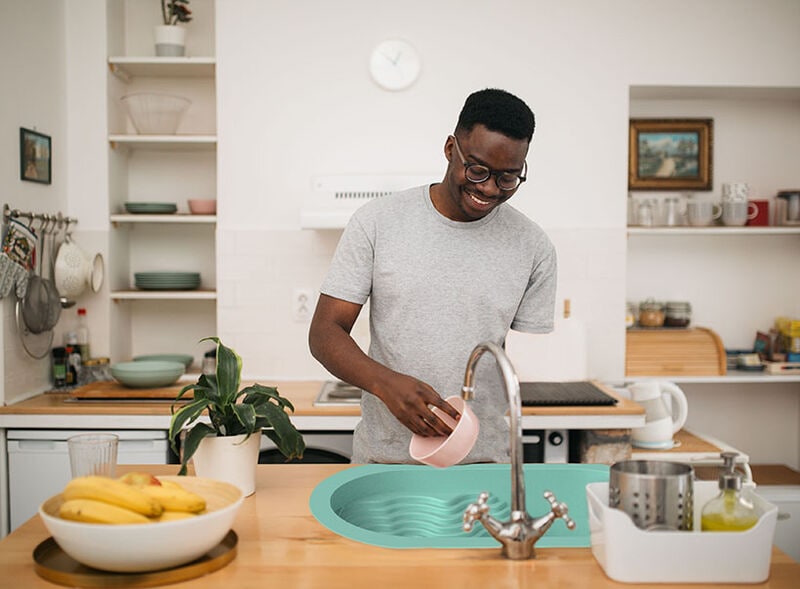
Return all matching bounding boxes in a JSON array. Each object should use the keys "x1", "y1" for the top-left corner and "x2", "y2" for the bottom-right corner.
[
  {"x1": 161, "y1": 0, "x2": 192, "y2": 25},
  {"x1": 169, "y1": 337, "x2": 305, "y2": 475}
]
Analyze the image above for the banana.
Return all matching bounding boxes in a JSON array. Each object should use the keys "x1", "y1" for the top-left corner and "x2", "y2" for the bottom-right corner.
[
  {"x1": 140, "y1": 484, "x2": 206, "y2": 513},
  {"x1": 156, "y1": 510, "x2": 199, "y2": 522},
  {"x1": 157, "y1": 479, "x2": 183, "y2": 490},
  {"x1": 63, "y1": 476, "x2": 163, "y2": 517},
  {"x1": 59, "y1": 498, "x2": 150, "y2": 524}
]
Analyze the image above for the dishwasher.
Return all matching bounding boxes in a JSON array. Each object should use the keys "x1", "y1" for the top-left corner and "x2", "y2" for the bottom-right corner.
[{"x1": 6, "y1": 429, "x2": 171, "y2": 531}]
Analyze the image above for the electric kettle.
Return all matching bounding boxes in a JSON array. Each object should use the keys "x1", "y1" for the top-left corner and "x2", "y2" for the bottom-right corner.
[{"x1": 628, "y1": 381, "x2": 689, "y2": 449}]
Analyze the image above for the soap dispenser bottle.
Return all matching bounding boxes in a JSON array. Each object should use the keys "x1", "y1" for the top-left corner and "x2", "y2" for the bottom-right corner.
[{"x1": 701, "y1": 452, "x2": 758, "y2": 531}]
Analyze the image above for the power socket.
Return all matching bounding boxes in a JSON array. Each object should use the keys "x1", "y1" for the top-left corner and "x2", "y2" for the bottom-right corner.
[{"x1": 292, "y1": 288, "x2": 315, "y2": 322}]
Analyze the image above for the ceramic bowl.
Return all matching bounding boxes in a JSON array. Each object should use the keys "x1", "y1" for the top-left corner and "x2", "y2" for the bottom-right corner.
[
  {"x1": 110, "y1": 360, "x2": 185, "y2": 388},
  {"x1": 133, "y1": 353, "x2": 194, "y2": 369},
  {"x1": 409, "y1": 396, "x2": 479, "y2": 468},
  {"x1": 187, "y1": 199, "x2": 217, "y2": 215},
  {"x1": 39, "y1": 475, "x2": 243, "y2": 573}
]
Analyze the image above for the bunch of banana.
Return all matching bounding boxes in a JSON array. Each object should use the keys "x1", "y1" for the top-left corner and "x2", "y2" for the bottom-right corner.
[{"x1": 57, "y1": 474, "x2": 207, "y2": 525}]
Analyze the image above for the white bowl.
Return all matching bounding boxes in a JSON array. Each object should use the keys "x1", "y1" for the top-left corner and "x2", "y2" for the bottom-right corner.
[
  {"x1": 409, "y1": 396, "x2": 480, "y2": 467},
  {"x1": 121, "y1": 93, "x2": 191, "y2": 134},
  {"x1": 39, "y1": 476, "x2": 243, "y2": 573},
  {"x1": 111, "y1": 360, "x2": 185, "y2": 388}
]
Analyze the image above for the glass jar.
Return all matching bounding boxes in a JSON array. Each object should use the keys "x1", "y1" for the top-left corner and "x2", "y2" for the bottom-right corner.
[
  {"x1": 638, "y1": 299, "x2": 665, "y2": 327},
  {"x1": 78, "y1": 357, "x2": 113, "y2": 385},
  {"x1": 625, "y1": 302, "x2": 637, "y2": 328},
  {"x1": 665, "y1": 301, "x2": 692, "y2": 328}
]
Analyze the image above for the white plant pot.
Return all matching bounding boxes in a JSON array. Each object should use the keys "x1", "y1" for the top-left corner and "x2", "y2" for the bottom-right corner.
[
  {"x1": 192, "y1": 433, "x2": 260, "y2": 496},
  {"x1": 154, "y1": 25, "x2": 186, "y2": 57}
]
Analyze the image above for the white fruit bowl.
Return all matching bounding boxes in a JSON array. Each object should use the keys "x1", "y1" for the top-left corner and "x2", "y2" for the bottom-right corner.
[{"x1": 38, "y1": 476, "x2": 243, "y2": 573}]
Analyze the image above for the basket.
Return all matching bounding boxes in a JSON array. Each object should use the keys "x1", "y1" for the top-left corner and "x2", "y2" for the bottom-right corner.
[
  {"x1": 587, "y1": 481, "x2": 778, "y2": 583},
  {"x1": 121, "y1": 93, "x2": 191, "y2": 134}
]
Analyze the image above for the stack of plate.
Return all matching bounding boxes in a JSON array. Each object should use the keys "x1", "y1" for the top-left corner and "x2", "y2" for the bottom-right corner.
[
  {"x1": 125, "y1": 202, "x2": 178, "y2": 214},
  {"x1": 134, "y1": 272, "x2": 201, "y2": 290}
]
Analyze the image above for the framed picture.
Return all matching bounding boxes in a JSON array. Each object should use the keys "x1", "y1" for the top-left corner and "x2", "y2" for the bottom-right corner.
[
  {"x1": 19, "y1": 127, "x2": 51, "y2": 185},
  {"x1": 628, "y1": 118, "x2": 712, "y2": 190}
]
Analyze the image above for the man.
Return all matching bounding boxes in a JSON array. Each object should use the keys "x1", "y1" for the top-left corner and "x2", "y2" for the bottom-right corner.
[{"x1": 309, "y1": 88, "x2": 557, "y2": 464}]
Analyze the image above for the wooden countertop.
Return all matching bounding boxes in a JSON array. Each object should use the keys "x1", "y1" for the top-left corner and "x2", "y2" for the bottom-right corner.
[
  {"x1": 0, "y1": 464, "x2": 796, "y2": 589},
  {"x1": 0, "y1": 380, "x2": 642, "y2": 418}
]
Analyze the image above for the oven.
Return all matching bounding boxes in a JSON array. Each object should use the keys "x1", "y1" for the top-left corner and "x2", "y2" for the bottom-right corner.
[{"x1": 259, "y1": 432, "x2": 353, "y2": 464}]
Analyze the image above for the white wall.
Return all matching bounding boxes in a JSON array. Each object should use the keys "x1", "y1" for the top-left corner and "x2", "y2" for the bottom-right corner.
[{"x1": 0, "y1": 0, "x2": 68, "y2": 402}]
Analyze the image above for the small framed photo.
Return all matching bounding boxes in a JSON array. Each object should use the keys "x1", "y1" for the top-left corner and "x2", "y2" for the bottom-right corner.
[
  {"x1": 20, "y1": 127, "x2": 52, "y2": 185},
  {"x1": 628, "y1": 118, "x2": 713, "y2": 190}
]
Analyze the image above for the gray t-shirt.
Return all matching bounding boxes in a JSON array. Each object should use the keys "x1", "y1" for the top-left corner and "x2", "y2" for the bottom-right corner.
[{"x1": 320, "y1": 184, "x2": 557, "y2": 463}]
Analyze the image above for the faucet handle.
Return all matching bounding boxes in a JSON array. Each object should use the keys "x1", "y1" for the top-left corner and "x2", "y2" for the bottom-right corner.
[
  {"x1": 543, "y1": 490, "x2": 576, "y2": 530},
  {"x1": 463, "y1": 491, "x2": 491, "y2": 532}
]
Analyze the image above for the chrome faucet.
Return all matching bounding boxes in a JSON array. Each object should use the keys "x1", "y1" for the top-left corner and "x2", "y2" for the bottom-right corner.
[{"x1": 460, "y1": 341, "x2": 575, "y2": 560}]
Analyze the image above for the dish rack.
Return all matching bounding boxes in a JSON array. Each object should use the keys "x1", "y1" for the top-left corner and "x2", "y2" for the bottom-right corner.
[{"x1": 586, "y1": 481, "x2": 778, "y2": 583}]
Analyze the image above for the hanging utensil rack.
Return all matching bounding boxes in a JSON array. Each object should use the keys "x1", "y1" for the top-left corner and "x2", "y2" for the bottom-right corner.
[{"x1": 3, "y1": 203, "x2": 78, "y2": 231}]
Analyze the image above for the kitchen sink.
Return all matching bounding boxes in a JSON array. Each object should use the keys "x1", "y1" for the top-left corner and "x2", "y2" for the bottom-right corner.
[{"x1": 309, "y1": 463, "x2": 609, "y2": 549}]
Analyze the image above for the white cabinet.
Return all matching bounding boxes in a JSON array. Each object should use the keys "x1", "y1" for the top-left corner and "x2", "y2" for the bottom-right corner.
[
  {"x1": 105, "y1": 3, "x2": 217, "y2": 367},
  {"x1": 626, "y1": 86, "x2": 800, "y2": 384}
]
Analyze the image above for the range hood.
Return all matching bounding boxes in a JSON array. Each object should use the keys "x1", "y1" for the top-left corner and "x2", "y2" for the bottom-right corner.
[{"x1": 301, "y1": 174, "x2": 438, "y2": 229}]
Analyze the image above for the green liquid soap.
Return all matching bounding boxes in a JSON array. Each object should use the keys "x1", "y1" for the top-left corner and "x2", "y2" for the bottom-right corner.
[{"x1": 700, "y1": 451, "x2": 758, "y2": 532}]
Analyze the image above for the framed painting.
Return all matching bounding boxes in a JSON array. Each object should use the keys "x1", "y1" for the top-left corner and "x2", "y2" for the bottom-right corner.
[
  {"x1": 628, "y1": 118, "x2": 712, "y2": 190},
  {"x1": 20, "y1": 127, "x2": 52, "y2": 185}
]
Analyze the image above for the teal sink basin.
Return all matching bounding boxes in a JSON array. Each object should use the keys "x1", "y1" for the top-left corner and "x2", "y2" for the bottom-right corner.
[{"x1": 310, "y1": 463, "x2": 609, "y2": 549}]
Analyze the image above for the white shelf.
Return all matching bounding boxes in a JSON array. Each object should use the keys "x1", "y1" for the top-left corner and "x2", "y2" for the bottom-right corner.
[
  {"x1": 111, "y1": 290, "x2": 217, "y2": 301},
  {"x1": 108, "y1": 57, "x2": 215, "y2": 80},
  {"x1": 627, "y1": 226, "x2": 800, "y2": 236},
  {"x1": 110, "y1": 214, "x2": 216, "y2": 224},
  {"x1": 109, "y1": 135, "x2": 217, "y2": 150},
  {"x1": 623, "y1": 372, "x2": 800, "y2": 384}
]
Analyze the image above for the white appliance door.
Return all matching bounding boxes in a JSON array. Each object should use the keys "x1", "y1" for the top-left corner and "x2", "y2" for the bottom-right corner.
[{"x1": 7, "y1": 429, "x2": 168, "y2": 531}]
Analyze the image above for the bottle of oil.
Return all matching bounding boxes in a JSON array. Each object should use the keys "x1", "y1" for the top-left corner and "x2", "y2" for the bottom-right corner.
[{"x1": 701, "y1": 452, "x2": 758, "y2": 531}]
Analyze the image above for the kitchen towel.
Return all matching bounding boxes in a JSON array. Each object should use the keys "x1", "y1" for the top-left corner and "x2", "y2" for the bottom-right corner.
[{"x1": 0, "y1": 219, "x2": 36, "y2": 299}]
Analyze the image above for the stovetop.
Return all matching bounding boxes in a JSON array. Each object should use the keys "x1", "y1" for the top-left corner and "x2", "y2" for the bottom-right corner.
[{"x1": 313, "y1": 380, "x2": 362, "y2": 406}]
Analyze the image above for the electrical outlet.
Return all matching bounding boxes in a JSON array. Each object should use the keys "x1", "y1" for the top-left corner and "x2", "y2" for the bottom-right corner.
[{"x1": 292, "y1": 288, "x2": 315, "y2": 322}]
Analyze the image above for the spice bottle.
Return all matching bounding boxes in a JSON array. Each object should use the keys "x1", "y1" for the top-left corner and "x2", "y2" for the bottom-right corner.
[
  {"x1": 701, "y1": 452, "x2": 758, "y2": 532},
  {"x1": 52, "y1": 347, "x2": 67, "y2": 388}
]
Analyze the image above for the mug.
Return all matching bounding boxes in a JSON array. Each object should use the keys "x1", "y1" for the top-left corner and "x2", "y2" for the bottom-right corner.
[
  {"x1": 722, "y1": 200, "x2": 758, "y2": 226},
  {"x1": 746, "y1": 200, "x2": 770, "y2": 226},
  {"x1": 627, "y1": 381, "x2": 688, "y2": 449},
  {"x1": 686, "y1": 199, "x2": 722, "y2": 226},
  {"x1": 722, "y1": 182, "x2": 750, "y2": 202}
]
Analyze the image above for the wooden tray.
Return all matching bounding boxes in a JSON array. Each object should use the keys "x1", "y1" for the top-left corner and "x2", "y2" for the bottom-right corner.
[
  {"x1": 625, "y1": 326, "x2": 726, "y2": 376},
  {"x1": 69, "y1": 381, "x2": 190, "y2": 400},
  {"x1": 33, "y1": 530, "x2": 237, "y2": 587}
]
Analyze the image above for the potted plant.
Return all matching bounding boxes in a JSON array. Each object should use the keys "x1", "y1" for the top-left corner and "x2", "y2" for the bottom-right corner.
[
  {"x1": 169, "y1": 337, "x2": 305, "y2": 495},
  {"x1": 154, "y1": 0, "x2": 192, "y2": 57}
]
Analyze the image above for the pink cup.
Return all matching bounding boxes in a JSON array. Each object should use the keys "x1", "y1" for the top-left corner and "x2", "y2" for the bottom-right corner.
[{"x1": 409, "y1": 396, "x2": 479, "y2": 467}]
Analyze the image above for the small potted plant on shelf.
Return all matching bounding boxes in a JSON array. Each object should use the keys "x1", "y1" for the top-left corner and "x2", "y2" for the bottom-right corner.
[
  {"x1": 155, "y1": 0, "x2": 193, "y2": 57},
  {"x1": 169, "y1": 337, "x2": 305, "y2": 496}
]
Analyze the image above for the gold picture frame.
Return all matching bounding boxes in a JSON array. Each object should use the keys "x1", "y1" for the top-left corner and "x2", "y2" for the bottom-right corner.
[{"x1": 628, "y1": 118, "x2": 713, "y2": 190}]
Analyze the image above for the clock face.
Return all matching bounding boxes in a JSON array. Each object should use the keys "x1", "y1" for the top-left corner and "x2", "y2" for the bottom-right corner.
[{"x1": 369, "y1": 39, "x2": 421, "y2": 91}]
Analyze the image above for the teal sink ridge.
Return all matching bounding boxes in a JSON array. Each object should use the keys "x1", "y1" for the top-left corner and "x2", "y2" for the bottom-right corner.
[{"x1": 310, "y1": 463, "x2": 609, "y2": 549}]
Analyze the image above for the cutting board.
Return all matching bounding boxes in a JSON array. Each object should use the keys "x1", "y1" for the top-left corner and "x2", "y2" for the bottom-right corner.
[{"x1": 69, "y1": 381, "x2": 190, "y2": 400}]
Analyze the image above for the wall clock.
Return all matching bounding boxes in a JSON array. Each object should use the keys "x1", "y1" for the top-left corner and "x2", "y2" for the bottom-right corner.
[{"x1": 369, "y1": 39, "x2": 421, "y2": 91}]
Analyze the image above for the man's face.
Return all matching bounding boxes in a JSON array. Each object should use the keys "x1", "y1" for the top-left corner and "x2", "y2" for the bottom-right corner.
[{"x1": 438, "y1": 124, "x2": 529, "y2": 222}]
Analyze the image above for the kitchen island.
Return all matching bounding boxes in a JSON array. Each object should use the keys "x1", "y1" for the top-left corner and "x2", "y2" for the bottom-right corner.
[{"x1": 0, "y1": 464, "x2": 797, "y2": 589}]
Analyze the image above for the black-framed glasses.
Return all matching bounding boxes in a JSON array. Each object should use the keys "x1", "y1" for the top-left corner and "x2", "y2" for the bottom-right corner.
[{"x1": 451, "y1": 135, "x2": 527, "y2": 191}]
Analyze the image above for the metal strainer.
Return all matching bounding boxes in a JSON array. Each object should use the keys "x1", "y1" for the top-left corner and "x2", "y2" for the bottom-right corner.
[{"x1": 609, "y1": 460, "x2": 694, "y2": 531}]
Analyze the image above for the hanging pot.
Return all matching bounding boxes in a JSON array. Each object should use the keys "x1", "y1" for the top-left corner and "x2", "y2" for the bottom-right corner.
[{"x1": 191, "y1": 433, "x2": 261, "y2": 496}]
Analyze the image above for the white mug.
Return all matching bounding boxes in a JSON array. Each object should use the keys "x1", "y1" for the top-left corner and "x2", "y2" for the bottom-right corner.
[
  {"x1": 686, "y1": 199, "x2": 722, "y2": 226},
  {"x1": 722, "y1": 182, "x2": 750, "y2": 202},
  {"x1": 721, "y1": 200, "x2": 758, "y2": 226}
]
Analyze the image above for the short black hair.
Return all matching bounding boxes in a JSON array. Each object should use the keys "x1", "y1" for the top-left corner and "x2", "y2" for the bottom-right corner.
[{"x1": 455, "y1": 88, "x2": 535, "y2": 142}]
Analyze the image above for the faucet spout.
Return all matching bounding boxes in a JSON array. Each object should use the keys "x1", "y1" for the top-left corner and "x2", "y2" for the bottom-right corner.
[{"x1": 461, "y1": 341, "x2": 575, "y2": 560}]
